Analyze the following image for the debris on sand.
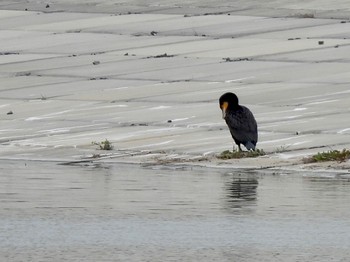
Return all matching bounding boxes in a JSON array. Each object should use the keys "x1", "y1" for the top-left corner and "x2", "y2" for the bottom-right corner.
[{"x1": 145, "y1": 53, "x2": 175, "y2": 59}]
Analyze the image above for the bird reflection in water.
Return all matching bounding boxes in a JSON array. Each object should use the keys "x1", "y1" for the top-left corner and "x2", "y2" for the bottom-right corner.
[{"x1": 225, "y1": 176, "x2": 258, "y2": 210}]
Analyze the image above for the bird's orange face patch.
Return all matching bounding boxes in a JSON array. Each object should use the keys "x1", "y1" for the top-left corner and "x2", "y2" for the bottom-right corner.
[
  {"x1": 220, "y1": 101, "x2": 228, "y2": 119},
  {"x1": 221, "y1": 101, "x2": 228, "y2": 110}
]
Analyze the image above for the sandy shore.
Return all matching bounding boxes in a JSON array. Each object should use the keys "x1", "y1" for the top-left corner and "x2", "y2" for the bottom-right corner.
[{"x1": 1, "y1": 0, "x2": 350, "y2": 172}]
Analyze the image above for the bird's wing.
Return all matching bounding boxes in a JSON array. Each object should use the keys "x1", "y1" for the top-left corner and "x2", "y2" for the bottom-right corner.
[{"x1": 225, "y1": 106, "x2": 257, "y2": 143}]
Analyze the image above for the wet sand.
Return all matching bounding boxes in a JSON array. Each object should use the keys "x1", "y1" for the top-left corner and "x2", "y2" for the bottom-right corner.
[{"x1": 0, "y1": 0, "x2": 350, "y2": 171}]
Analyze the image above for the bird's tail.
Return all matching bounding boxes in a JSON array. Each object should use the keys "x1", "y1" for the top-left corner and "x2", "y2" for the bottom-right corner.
[{"x1": 244, "y1": 141, "x2": 256, "y2": 151}]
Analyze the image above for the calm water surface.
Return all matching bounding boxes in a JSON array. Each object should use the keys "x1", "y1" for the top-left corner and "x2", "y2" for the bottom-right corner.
[{"x1": 1, "y1": 160, "x2": 350, "y2": 261}]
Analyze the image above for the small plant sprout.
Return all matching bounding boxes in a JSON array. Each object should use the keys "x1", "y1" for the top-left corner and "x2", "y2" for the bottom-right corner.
[
  {"x1": 275, "y1": 145, "x2": 291, "y2": 153},
  {"x1": 92, "y1": 139, "x2": 114, "y2": 150}
]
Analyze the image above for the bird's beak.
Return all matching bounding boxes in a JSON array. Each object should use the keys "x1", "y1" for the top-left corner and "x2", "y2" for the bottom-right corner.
[{"x1": 221, "y1": 102, "x2": 228, "y2": 119}]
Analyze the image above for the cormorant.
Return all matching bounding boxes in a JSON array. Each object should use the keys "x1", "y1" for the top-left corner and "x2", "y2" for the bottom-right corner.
[{"x1": 219, "y1": 92, "x2": 258, "y2": 151}]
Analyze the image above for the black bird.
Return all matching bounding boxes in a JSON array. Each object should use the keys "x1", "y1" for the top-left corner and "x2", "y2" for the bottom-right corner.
[{"x1": 219, "y1": 92, "x2": 258, "y2": 151}]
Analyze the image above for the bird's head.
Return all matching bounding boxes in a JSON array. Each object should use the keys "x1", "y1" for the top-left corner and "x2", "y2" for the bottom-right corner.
[{"x1": 219, "y1": 92, "x2": 239, "y2": 119}]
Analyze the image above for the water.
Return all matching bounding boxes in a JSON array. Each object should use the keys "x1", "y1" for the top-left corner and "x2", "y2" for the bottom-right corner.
[{"x1": 1, "y1": 160, "x2": 350, "y2": 261}]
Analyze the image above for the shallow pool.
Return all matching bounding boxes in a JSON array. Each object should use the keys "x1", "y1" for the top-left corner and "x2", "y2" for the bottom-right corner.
[{"x1": 1, "y1": 160, "x2": 350, "y2": 261}]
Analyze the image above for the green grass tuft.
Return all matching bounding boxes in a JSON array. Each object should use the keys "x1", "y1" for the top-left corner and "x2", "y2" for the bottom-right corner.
[
  {"x1": 217, "y1": 149, "x2": 266, "y2": 159},
  {"x1": 303, "y1": 149, "x2": 350, "y2": 163},
  {"x1": 92, "y1": 139, "x2": 114, "y2": 150}
]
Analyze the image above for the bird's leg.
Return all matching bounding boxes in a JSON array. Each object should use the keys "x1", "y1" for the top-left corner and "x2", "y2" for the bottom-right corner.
[
  {"x1": 233, "y1": 144, "x2": 242, "y2": 152},
  {"x1": 232, "y1": 144, "x2": 237, "y2": 152}
]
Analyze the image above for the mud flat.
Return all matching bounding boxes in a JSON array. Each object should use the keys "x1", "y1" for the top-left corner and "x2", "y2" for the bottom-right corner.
[
  {"x1": 1, "y1": 1, "x2": 350, "y2": 172},
  {"x1": 1, "y1": 1, "x2": 350, "y2": 261}
]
